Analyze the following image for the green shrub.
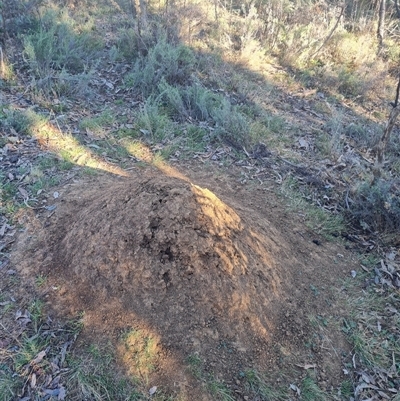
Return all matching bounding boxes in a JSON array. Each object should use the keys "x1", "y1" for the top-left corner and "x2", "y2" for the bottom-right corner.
[
  {"x1": 24, "y1": 9, "x2": 100, "y2": 75},
  {"x1": 0, "y1": 108, "x2": 46, "y2": 136},
  {"x1": 158, "y1": 80, "x2": 222, "y2": 122},
  {"x1": 22, "y1": 8, "x2": 100, "y2": 95},
  {"x1": 124, "y1": 39, "x2": 195, "y2": 98},
  {"x1": 136, "y1": 98, "x2": 176, "y2": 141},
  {"x1": 337, "y1": 67, "x2": 364, "y2": 98},
  {"x1": 348, "y1": 179, "x2": 400, "y2": 233},
  {"x1": 211, "y1": 99, "x2": 250, "y2": 148},
  {"x1": 1, "y1": 0, "x2": 43, "y2": 37}
]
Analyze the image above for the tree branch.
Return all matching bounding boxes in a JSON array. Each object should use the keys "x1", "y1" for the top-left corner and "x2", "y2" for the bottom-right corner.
[{"x1": 309, "y1": 5, "x2": 344, "y2": 61}]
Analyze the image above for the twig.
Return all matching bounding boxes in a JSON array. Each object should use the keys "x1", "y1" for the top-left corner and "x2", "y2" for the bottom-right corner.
[{"x1": 345, "y1": 188, "x2": 350, "y2": 210}]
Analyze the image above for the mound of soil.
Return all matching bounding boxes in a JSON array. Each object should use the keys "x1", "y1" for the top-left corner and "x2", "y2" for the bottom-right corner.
[{"x1": 14, "y1": 168, "x2": 353, "y2": 397}]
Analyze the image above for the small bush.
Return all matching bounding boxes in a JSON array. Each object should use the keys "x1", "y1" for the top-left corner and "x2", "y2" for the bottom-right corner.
[
  {"x1": 158, "y1": 80, "x2": 222, "y2": 122},
  {"x1": 211, "y1": 99, "x2": 250, "y2": 148},
  {"x1": 344, "y1": 122, "x2": 382, "y2": 149},
  {"x1": 1, "y1": 0, "x2": 43, "y2": 37},
  {"x1": 22, "y1": 8, "x2": 100, "y2": 96},
  {"x1": 24, "y1": 9, "x2": 101, "y2": 75},
  {"x1": 136, "y1": 99, "x2": 176, "y2": 141},
  {"x1": 0, "y1": 108, "x2": 46, "y2": 136},
  {"x1": 337, "y1": 66, "x2": 364, "y2": 98},
  {"x1": 348, "y1": 179, "x2": 400, "y2": 234},
  {"x1": 124, "y1": 39, "x2": 195, "y2": 98}
]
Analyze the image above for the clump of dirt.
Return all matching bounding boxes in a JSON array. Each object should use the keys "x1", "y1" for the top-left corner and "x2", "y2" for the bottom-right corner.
[{"x1": 14, "y1": 168, "x2": 353, "y2": 397}]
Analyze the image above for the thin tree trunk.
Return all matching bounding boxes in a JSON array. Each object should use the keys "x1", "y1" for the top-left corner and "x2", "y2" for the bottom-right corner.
[
  {"x1": 395, "y1": 0, "x2": 400, "y2": 18},
  {"x1": 135, "y1": 0, "x2": 148, "y2": 35},
  {"x1": 377, "y1": 0, "x2": 385, "y2": 51},
  {"x1": 372, "y1": 75, "x2": 400, "y2": 183}
]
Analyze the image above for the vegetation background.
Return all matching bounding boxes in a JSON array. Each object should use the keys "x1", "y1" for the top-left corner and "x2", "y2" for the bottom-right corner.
[{"x1": 0, "y1": 0, "x2": 400, "y2": 400}]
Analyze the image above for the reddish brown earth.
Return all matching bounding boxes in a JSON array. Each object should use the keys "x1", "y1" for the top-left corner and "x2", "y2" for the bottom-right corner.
[{"x1": 13, "y1": 163, "x2": 357, "y2": 398}]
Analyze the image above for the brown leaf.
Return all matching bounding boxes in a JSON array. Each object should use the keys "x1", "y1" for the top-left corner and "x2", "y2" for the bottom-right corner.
[
  {"x1": 7, "y1": 136, "x2": 18, "y2": 144},
  {"x1": 30, "y1": 372, "x2": 37, "y2": 388},
  {"x1": 104, "y1": 81, "x2": 114, "y2": 90},
  {"x1": 31, "y1": 350, "x2": 46, "y2": 365}
]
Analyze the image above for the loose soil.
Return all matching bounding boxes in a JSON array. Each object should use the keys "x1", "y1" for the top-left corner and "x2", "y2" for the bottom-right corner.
[{"x1": 13, "y1": 163, "x2": 356, "y2": 398}]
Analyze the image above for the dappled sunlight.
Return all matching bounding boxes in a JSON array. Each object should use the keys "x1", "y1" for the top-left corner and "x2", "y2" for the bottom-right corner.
[
  {"x1": 0, "y1": 53, "x2": 15, "y2": 82},
  {"x1": 32, "y1": 120, "x2": 129, "y2": 176},
  {"x1": 117, "y1": 326, "x2": 161, "y2": 382},
  {"x1": 191, "y1": 184, "x2": 242, "y2": 235},
  {"x1": 123, "y1": 138, "x2": 190, "y2": 181},
  {"x1": 123, "y1": 139, "x2": 155, "y2": 163}
]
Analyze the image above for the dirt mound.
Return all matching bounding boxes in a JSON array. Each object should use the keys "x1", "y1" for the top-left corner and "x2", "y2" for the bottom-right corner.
[{"x1": 14, "y1": 168, "x2": 352, "y2": 396}]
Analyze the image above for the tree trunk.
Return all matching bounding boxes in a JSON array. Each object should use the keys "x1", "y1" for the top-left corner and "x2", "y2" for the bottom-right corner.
[
  {"x1": 135, "y1": 0, "x2": 148, "y2": 34},
  {"x1": 395, "y1": 0, "x2": 400, "y2": 18},
  {"x1": 372, "y1": 75, "x2": 400, "y2": 184},
  {"x1": 377, "y1": 0, "x2": 385, "y2": 51}
]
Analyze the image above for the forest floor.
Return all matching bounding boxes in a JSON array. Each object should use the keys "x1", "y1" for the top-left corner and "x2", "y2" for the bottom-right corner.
[{"x1": 1, "y1": 3, "x2": 400, "y2": 401}]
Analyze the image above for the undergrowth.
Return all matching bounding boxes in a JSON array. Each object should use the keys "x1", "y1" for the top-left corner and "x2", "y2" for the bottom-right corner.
[
  {"x1": 348, "y1": 179, "x2": 400, "y2": 235},
  {"x1": 22, "y1": 7, "x2": 101, "y2": 97}
]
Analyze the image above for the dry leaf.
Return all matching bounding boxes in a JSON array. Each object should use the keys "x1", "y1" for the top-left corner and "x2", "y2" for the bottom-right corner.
[
  {"x1": 30, "y1": 372, "x2": 37, "y2": 388},
  {"x1": 377, "y1": 390, "x2": 390, "y2": 399},
  {"x1": 58, "y1": 386, "x2": 66, "y2": 400},
  {"x1": 7, "y1": 136, "x2": 18, "y2": 144},
  {"x1": 31, "y1": 350, "x2": 46, "y2": 365},
  {"x1": 44, "y1": 389, "x2": 59, "y2": 397},
  {"x1": 105, "y1": 81, "x2": 114, "y2": 90},
  {"x1": 298, "y1": 138, "x2": 309, "y2": 149},
  {"x1": 290, "y1": 383, "x2": 301, "y2": 396},
  {"x1": 18, "y1": 187, "x2": 29, "y2": 199},
  {"x1": 0, "y1": 223, "x2": 7, "y2": 237}
]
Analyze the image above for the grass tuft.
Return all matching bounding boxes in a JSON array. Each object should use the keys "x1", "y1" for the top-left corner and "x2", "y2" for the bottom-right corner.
[
  {"x1": 244, "y1": 369, "x2": 288, "y2": 401},
  {"x1": 300, "y1": 375, "x2": 328, "y2": 401}
]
